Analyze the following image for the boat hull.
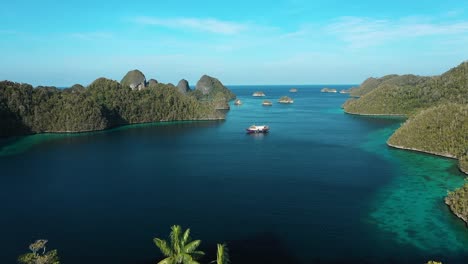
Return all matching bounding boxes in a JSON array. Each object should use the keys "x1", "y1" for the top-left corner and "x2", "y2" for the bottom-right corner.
[{"x1": 246, "y1": 128, "x2": 269, "y2": 134}]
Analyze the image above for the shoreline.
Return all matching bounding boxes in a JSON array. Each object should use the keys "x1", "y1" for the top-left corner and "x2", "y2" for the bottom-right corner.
[
  {"x1": 444, "y1": 198, "x2": 468, "y2": 226},
  {"x1": 344, "y1": 107, "x2": 468, "y2": 227},
  {"x1": 388, "y1": 136, "x2": 468, "y2": 227},
  {"x1": 343, "y1": 110, "x2": 407, "y2": 118},
  {"x1": 344, "y1": 110, "x2": 466, "y2": 174},
  {"x1": 386, "y1": 142, "x2": 467, "y2": 175},
  {"x1": 389, "y1": 140, "x2": 467, "y2": 228}
]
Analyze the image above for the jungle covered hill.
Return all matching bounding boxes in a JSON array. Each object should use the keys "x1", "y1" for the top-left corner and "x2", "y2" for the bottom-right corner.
[
  {"x1": 0, "y1": 71, "x2": 235, "y2": 137},
  {"x1": 344, "y1": 61, "x2": 467, "y2": 115},
  {"x1": 343, "y1": 61, "x2": 468, "y2": 174},
  {"x1": 445, "y1": 183, "x2": 468, "y2": 226},
  {"x1": 387, "y1": 103, "x2": 468, "y2": 174}
]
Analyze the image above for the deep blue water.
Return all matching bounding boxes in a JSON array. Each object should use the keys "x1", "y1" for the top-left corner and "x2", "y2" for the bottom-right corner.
[{"x1": 0, "y1": 85, "x2": 467, "y2": 264}]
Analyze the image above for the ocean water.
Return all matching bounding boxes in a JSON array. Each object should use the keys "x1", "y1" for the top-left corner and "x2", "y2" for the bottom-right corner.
[{"x1": 0, "y1": 85, "x2": 466, "y2": 264}]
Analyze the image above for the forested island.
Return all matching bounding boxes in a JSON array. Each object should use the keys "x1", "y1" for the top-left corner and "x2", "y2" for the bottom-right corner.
[
  {"x1": 342, "y1": 61, "x2": 468, "y2": 224},
  {"x1": 0, "y1": 70, "x2": 235, "y2": 137}
]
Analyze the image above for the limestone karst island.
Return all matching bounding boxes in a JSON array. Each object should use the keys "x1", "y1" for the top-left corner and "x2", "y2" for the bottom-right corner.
[{"x1": 0, "y1": 71, "x2": 235, "y2": 137}]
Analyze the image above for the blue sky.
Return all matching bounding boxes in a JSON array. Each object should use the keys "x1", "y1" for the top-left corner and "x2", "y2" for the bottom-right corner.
[{"x1": 1, "y1": 0, "x2": 467, "y2": 86}]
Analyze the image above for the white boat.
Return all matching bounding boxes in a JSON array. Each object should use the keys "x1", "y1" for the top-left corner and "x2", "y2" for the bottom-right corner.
[{"x1": 246, "y1": 125, "x2": 270, "y2": 133}]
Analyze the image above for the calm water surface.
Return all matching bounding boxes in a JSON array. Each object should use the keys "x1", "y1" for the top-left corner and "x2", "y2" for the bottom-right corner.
[{"x1": 0, "y1": 85, "x2": 466, "y2": 263}]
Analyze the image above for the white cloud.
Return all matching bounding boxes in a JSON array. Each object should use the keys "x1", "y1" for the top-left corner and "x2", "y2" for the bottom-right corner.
[
  {"x1": 134, "y1": 16, "x2": 247, "y2": 35},
  {"x1": 326, "y1": 16, "x2": 468, "y2": 48}
]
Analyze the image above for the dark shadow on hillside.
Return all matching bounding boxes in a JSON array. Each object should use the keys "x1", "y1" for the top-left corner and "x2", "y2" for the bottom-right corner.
[{"x1": 0, "y1": 105, "x2": 31, "y2": 138}]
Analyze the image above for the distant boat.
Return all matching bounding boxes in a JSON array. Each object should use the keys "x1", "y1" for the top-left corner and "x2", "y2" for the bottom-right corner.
[
  {"x1": 246, "y1": 125, "x2": 270, "y2": 134},
  {"x1": 252, "y1": 91, "x2": 266, "y2": 97}
]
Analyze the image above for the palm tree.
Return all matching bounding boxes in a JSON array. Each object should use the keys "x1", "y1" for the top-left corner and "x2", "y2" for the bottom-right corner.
[
  {"x1": 18, "y1": 240, "x2": 60, "y2": 264},
  {"x1": 215, "y1": 244, "x2": 230, "y2": 264},
  {"x1": 154, "y1": 225, "x2": 205, "y2": 264}
]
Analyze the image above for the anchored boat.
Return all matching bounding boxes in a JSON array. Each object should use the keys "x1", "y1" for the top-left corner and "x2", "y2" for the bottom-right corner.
[{"x1": 246, "y1": 125, "x2": 270, "y2": 134}]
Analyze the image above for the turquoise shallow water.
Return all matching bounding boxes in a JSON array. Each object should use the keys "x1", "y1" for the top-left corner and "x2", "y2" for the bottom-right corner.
[
  {"x1": 0, "y1": 85, "x2": 466, "y2": 264},
  {"x1": 362, "y1": 125, "x2": 468, "y2": 255}
]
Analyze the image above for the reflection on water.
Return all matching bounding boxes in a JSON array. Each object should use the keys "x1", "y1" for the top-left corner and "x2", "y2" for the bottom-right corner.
[{"x1": 0, "y1": 120, "x2": 224, "y2": 157}]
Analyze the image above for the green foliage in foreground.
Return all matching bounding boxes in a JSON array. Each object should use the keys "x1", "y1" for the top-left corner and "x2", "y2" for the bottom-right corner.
[
  {"x1": 0, "y1": 78, "x2": 228, "y2": 137},
  {"x1": 154, "y1": 225, "x2": 229, "y2": 264},
  {"x1": 18, "y1": 240, "x2": 59, "y2": 264},
  {"x1": 15, "y1": 236, "x2": 447, "y2": 263},
  {"x1": 216, "y1": 244, "x2": 230, "y2": 264},
  {"x1": 154, "y1": 225, "x2": 205, "y2": 264},
  {"x1": 344, "y1": 62, "x2": 468, "y2": 115},
  {"x1": 445, "y1": 182, "x2": 468, "y2": 224},
  {"x1": 387, "y1": 104, "x2": 468, "y2": 172}
]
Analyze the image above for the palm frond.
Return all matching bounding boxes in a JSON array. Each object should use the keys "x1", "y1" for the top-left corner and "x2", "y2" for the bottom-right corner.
[
  {"x1": 191, "y1": 250, "x2": 205, "y2": 258},
  {"x1": 182, "y1": 254, "x2": 201, "y2": 264},
  {"x1": 184, "y1": 240, "x2": 202, "y2": 254},
  {"x1": 170, "y1": 225, "x2": 182, "y2": 254},
  {"x1": 217, "y1": 244, "x2": 230, "y2": 264},
  {"x1": 154, "y1": 238, "x2": 173, "y2": 257},
  {"x1": 182, "y1": 228, "x2": 191, "y2": 246},
  {"x1": 158, "y1": 257, "x2": 175, "y2": 264}
]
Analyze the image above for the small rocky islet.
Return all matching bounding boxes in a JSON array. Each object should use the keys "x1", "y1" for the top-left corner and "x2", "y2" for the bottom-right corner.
[
  {"x1": 278, "y1": 96, "x2": 294, "y2": 104},
  {"x1": 321, "y1": 87, "x2": 337, "y2": 93}
]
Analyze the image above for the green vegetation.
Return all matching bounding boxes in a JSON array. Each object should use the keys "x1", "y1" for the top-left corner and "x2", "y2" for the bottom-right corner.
[
  {"x1": 343, "y1": 61, "x2": 468, "y2": 173},
  {"x1": 344, "y1": 62, "x2": 467, "y2": 115},
  {"x1": 387, "y1": 104, "x2": 468, "y2": 172},
  {"x1": 216, "y1": 244, "x2": 230, "y2": 264},
  {"x1": 18, "y1": 240, "x2": 59, "y2": 264},
  {"x1": 278, "y1": 96, "x2": 293, "y2": 104},
  {"x1": 0, "y1": 73, "x2": 233, "y2": 137},
  {"x1": 154, "y1": 225, "x2": 230, "y2": 264},
  {"x1": 445, "y1": 182, "x2": 468, "y2": 225},
  {"x1": 154, "y1": 225, "x2": 205, "y2": 264},
  {"x1": 343, "y1": 61, "x2": 468, "y2": 224},
  {"x1": 460, "y1": 154, "x2": 468, "y2": 174},
  {"x1": 194, "y1": 75, "x2": 235, "y2": 102},
  {"x1": 349, "y1": 74, "x2": 405, "y2": 97},
  {"x1": 14, "y1": 235, "x2": 445, "y2": 263}
]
